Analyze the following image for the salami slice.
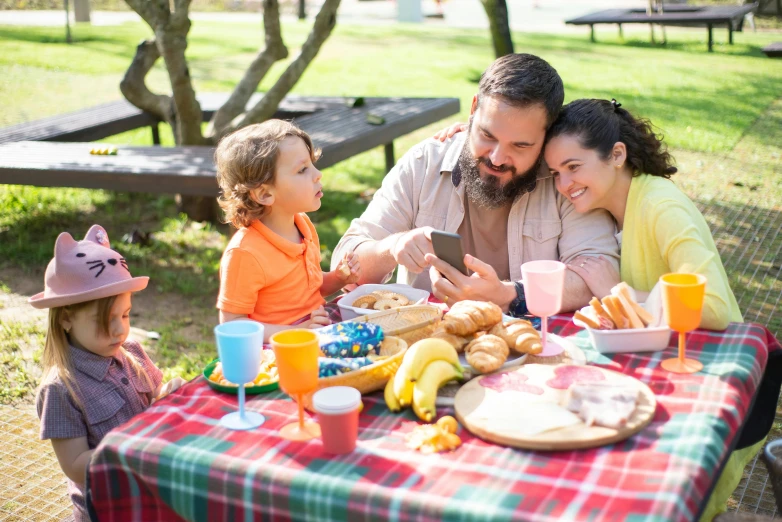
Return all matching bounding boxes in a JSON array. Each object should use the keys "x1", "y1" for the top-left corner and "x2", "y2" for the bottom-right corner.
[
  {"x1": 480, "y1": 371, "x2": 544, "y2": 395},
  {"x1": 546, "y1": 365, "x2": 605, "y2": 390}
]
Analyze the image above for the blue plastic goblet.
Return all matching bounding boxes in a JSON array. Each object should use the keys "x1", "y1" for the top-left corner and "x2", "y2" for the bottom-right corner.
[{"x1": 214, "y1": 320, "x2": 266, "y2": 430}]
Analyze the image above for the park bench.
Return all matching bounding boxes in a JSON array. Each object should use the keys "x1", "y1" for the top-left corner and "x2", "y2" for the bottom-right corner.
[
  {"x1": 565, "y1": 3, "x2": 758, "y2": 52},
  {"x1": 762, "y1": 42, "x2": 782, "y2": 57},
  {"x1": 0, "y1": 96, "x2": 460, "y2": 196},
  {"x1": 0, "y1": 93, "x2": 369, "y2": 146}
]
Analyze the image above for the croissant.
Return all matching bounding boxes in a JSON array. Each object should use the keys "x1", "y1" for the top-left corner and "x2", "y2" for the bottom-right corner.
[
  {"x1": 442, "y1": 300, "x2": 503, "y2": 336},
  {"x1": 465, "y1": 334, "x2": 509, "y2": 374},
  {"x1": 489, "y1": 319, "x2": 543, "y2": 355},
  {"x1": 431, "y1": 328, "x2": 471, "y2": 353}
]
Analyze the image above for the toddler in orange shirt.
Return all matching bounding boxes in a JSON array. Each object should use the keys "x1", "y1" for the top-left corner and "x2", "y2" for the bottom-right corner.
[{"x1": 215, "y1": 120, "x2": 360, "y2": 341}]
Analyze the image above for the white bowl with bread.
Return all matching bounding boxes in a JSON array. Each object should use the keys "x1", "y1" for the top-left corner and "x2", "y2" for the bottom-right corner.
[
  {"x1": 573, "y1": 283, "x2": 671, "y2": 354},
  {"x1": 338, "y1": 284, "x2": 430, "y2": 321}
]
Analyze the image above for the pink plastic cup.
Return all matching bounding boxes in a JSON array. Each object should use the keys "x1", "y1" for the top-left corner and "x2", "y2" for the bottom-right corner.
[{"x1": 312, "y1": 386, "x2": 362, "y2": 455}]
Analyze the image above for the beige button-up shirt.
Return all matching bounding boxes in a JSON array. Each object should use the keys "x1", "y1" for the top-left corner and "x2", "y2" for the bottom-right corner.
[{"x1": 332, "y1": 133, "x2": 620, "y2": 292}]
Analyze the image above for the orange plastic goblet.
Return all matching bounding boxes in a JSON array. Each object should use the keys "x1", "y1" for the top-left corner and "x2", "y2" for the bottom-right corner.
[
  {"x1": 660, "y1": 273, "x2": 706, "y2": 374},
  {"x1": 270, "y1": 329, "x2": 322, "y2": 441}
]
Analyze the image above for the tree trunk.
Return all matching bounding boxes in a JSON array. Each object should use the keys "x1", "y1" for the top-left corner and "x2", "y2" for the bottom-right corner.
[
  {"x1": 480, "y1": 0, "x2": 514, "y2": 58},
  {"x1": 122, "y1": 0, "x2": 342, "y2": 221},
  {"x1": 74, "y1": 0, "x2": 90, "y2": 23}
]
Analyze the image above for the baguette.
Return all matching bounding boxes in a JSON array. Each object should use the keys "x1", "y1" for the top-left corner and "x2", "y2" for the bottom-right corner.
[
  {"x1": 615, "y1": 283, "x2": 653, "y2": 326},
  {"x1": 589, "y1": 297, "x2": 615, "y2": 328},
  {"x1": 574, "y1": 310, "x2": 601, "y2": 329},
  {"x1": 603, "y1": 296, "x2": 628, "y2": 329},
  {"x1": 614, "y1": 292, "x2": 644, "y2": 329}
]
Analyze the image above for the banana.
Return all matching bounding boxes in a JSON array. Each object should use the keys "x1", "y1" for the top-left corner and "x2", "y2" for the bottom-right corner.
[
  {"x1": 393, "y1": 358, "x2": 414, "y2": 407},
  {"x1": 412, "y1": 359, "x2": 463, "y2": 422},
  {"x1": 407, "y1": 338, "x2": 460, "y2": 381},
  {"x1": 384, "y1": 374, "x2": 401, "y2": 412}
]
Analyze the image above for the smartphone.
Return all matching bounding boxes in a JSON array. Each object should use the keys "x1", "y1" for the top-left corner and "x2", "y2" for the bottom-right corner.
[{"x1": 430, "y1": 230, "x2": 469, "y2": 276}]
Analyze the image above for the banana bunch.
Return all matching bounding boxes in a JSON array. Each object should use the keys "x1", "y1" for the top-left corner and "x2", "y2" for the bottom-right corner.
[
  {"x1": 90, "y1": 146, "x2": 118, "y2": 155},
  {"x1": 384, "y1": 338, "x2": 463, "y2": 422}
]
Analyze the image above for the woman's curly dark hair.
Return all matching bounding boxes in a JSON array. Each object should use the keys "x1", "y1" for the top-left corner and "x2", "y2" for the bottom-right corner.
[
  {"x1": 215, "y1": 120, "x2": 321, "y2": 228},
  {"x1": 545, "y1": 99, "x2": 677, "y2": 178}
]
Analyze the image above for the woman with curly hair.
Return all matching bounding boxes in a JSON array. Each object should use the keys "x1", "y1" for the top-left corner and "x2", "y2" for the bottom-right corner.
[{"x1": 543, "y1": 98, "x2": 741, "y2": 331}]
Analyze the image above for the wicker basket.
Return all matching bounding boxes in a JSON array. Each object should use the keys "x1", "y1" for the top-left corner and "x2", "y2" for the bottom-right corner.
[
  {"x1": 344, "y1": 304, "x2": 442, "y2": 345},
  {"x1": 301, "y1": 336, "x2": 408, "y2": 410}
]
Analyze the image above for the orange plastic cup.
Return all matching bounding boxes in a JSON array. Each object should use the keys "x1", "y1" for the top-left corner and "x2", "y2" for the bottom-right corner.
[
  {"x1": 660, "y1": 273, "x2": 706, "y2": 374},
  {"x1": 661, "y1": 273, "x2": 706, "y2": 333},
  {"x1": 271, "y1": 329, "x2": 320, "y2": 395},
  {"x1": 270, "y1": 329, "x2": 322, "y2": 441}
]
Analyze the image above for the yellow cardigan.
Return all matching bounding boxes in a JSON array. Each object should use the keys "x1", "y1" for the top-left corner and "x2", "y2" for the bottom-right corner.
[{"x1": 620, "y1": 174, "x2": 743, "y2": 330}]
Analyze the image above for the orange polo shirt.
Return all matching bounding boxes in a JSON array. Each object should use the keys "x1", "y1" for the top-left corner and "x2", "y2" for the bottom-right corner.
[{"x1": 217, "y1": 213, "x2": 325, "y2": 325}]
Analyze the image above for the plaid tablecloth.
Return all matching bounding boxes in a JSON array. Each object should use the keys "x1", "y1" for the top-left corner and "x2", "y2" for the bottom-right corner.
[{"x1": 88, "y1": 318, "x2": 780, "y2": 522}]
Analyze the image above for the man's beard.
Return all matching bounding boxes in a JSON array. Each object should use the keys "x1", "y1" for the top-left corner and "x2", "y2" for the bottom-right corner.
[{"x1": 458, "y1": 133, "x2": 541, "y2": 209}]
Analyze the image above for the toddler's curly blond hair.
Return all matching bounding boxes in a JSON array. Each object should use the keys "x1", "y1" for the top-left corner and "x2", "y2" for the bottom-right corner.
[{"x1": 215, "y1": 120, "x2": 321, "y2": 228}]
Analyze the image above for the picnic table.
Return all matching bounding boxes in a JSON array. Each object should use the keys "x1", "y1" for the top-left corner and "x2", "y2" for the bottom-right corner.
[
  {"x1": 87, "y1": 316, "x2": 780, "y2": 521},
  {"x1": 565, "y1": 4, "x2": 758, "y2": 52},
  {"x1": 0, "y1": 96, "x2": 460, "y2": 195}
]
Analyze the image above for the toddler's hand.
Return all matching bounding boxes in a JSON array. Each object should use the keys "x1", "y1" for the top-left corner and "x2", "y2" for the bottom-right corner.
[
  {"x1": 304, "y1": 306, "x2": 331, "y2": 329},
  {"x1": 152, "y1": 377, "x2": 186, "y2": 404},
  {"x1": 336, "y1": 252, "x2": 361, "y2": 285}
]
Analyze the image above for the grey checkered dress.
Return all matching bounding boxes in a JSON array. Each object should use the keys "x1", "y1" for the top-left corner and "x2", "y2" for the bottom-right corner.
[{"x1": 36, "y1": 341, "x2": 163, "y2": 522}]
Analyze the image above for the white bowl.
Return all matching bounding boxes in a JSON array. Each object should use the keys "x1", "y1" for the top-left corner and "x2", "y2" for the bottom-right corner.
[
  {"x1": 338, "y1": 284, "x2": 431, "y2": 321},
  {"x1": 573, "y1": 305, "x2": 672, "y2": 354}
]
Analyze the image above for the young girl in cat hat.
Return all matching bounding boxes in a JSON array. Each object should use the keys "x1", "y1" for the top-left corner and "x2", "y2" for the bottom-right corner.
[{"x1": 31, "y1": 224, "x2": 184, "y2": 522}]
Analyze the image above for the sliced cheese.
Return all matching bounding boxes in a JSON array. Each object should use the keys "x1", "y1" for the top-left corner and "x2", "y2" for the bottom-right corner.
[
  {"x1": 468, "y1": 397, "x2": 582, "y2": 437},
  {"x1": 565, "y1": 382, "x2": 639, "y2": 429}
]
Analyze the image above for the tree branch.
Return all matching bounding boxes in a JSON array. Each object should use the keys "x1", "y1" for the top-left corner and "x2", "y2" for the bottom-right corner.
[
  {"x1": 156, "y1": 26, "x2": 205, "y2": 145},
  {"x1": 171, "y1": 0, "x2": 192, "y2": 27},
  {"x1": 120, "y1": 39, "x2": 173, "y2": 124},
  {"x1": 221, "y1": 0, "x2": 341, "y2": 136},
  {"x1": 124, "y1": 0, "x2": 168, "y2": 28},
  {"x1": 206, "y1": 0, "x2": 288, "y2": 136}
]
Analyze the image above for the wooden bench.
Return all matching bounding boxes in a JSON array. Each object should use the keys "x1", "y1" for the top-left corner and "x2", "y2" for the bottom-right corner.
[
  {"x1": 0, "y1": 96, "x2": 460, "y2": 196},
  {"x1": 566, "y1": 4, "x2": 758, "y2": 52},
  {"x1": 762, "y1": 42, "x2": 782, "y2": 57},
  {"x1": 0, "y1": 93, "x2": 350, "y2": 146}
]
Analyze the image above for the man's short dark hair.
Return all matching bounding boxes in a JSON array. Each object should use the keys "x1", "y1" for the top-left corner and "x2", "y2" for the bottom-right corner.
[{"x1": 477, "y1": 53, "x2": 565, "y2": 128}]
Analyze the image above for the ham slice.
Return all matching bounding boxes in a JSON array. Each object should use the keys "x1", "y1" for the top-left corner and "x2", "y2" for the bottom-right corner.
[{"x1": 564, "y1": 382, "x2": 639, "y2": 429}]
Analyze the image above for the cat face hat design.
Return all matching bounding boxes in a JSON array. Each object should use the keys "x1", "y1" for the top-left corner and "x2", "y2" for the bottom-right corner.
[{"x1": 29, "y1": 225, "x2": 149, "y2": 309}]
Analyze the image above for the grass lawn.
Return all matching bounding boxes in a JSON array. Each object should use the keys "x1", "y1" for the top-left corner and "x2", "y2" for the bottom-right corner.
[{"x1": 0, "y1": 19, "x2": 781, "y2": 397}]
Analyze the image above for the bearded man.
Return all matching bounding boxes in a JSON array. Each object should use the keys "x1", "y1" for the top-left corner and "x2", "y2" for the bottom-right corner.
[{"x1": 331, "y1": 53, "x2": 619, "y2": 315}]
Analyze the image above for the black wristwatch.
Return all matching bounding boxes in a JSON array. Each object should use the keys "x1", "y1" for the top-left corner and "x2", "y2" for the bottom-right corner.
[{"x1": 507, "y1": 280, "x2": 528, "y2": 318}]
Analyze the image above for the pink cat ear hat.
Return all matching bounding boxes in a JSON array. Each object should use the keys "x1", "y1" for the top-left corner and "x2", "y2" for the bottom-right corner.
[{"x1": 29, "y1": 225, "x2": 149, "y2": 309}]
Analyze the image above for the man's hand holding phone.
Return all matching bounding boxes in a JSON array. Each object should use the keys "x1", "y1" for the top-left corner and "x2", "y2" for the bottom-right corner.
[
  {"x1": 427, "y1": 231, "x2": 516, "y2": 309},
  {"x1": 427, "y1": 254, "x2": 513, "y2": 306}
]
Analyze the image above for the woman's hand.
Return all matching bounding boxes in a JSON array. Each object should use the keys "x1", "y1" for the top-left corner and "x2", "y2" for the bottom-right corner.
[
  {"x1": 566, "y1": 256, "x2": 620, "y2": 299},
  {"x1": 432, "y1": 122, "x2": 467, "y2": 142},
  {"x1": 303, "y1": 306, "x2": 331, "y2": 329},
  {"x1": 335, "y1": 252, "x2": 360, "y2": 285}
]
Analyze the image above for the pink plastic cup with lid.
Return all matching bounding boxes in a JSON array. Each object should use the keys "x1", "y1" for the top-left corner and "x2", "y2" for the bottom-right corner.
[{"x1": 312, "y1": 386, "x2": 362, "y2": 455}]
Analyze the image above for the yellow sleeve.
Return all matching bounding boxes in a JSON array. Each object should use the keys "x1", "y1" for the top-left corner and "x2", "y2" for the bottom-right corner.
[{"x1": 652, "y1": 200, "x2": 732, "y2": 330}]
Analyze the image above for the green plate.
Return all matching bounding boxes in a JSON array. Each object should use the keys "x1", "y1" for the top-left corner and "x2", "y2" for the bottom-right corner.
[{"x1": 203, "y1": 359, "x2": 279, "y2": 394}]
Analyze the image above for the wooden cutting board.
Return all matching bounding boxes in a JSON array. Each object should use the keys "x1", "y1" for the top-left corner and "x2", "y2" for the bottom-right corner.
[{"x1": 454, "y1": 363, "x2": 656, "y2": 451}]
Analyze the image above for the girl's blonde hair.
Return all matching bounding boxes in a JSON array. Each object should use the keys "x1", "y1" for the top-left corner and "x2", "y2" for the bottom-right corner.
[
  {"x1": 215, "y1": 120, "x2": 321, "y2": 229},
  {"x1": 40, "y1": 295, "x2": 155, "y2": 412}
]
